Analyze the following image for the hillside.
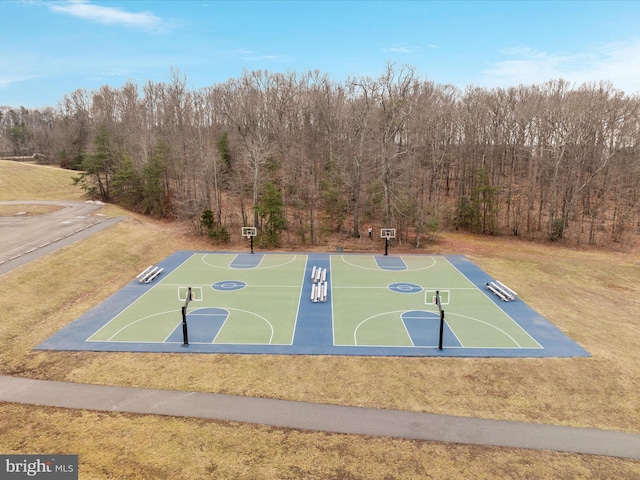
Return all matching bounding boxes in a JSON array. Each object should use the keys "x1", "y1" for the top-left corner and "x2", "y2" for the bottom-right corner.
[{"x1": 0, "y1": 160, "x2": 85, "y2": 201}]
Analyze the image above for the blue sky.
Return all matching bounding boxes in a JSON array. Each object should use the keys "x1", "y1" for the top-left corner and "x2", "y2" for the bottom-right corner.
[{"x1": 3, "y1": 0, "x2": 640, "y2": 108}]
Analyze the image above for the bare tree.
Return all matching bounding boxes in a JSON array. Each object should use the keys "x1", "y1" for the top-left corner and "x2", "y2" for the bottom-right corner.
[{"x1": 6, "y1": 65, "x2": 640, "y2": 248}]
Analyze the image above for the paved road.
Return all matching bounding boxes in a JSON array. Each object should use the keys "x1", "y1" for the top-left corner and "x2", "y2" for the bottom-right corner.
[
  {"x1": 1, "y1": 201, "x2": 639, "y2": 460},
  {"x1": 0, "y1": 200, "x2": 123, "y2": 276},
  {"x1": 1, "y1": 375, "x2": 639, "y2": 460}
]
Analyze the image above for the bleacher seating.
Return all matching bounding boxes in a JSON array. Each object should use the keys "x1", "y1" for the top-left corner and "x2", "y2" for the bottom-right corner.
[
  {"x1": 310, "y1": 266, "x2": 328, "y2": 303},
  {"x1": 485, "y1": 280, "x2": 518, "y2": 301},
  {"x1": 137, "y1": 265, "x2": 163, "y2": 284}
]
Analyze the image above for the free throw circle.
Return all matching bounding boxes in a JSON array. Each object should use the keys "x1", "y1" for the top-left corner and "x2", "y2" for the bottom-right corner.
[
  {"x1": 388, "y1": 282, "x2": 422, "y2": 294},
  {"x1": 212, "y1": 280, "x2": 247, "y2": 291}
]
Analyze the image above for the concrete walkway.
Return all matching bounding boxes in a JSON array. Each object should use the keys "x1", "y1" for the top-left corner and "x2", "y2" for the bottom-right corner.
[{"x1": 1, "y1": 375, "x2": 639, "y2": 460}]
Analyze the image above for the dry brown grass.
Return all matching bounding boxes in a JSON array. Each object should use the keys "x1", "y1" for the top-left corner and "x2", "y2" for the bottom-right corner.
[
  {"x1": 1, "y1": 160, "x2": 639, "y2": 478},
  {"x1": 2, "y1": 403, "x2": 639, "y2": 480},
  {"x1": 0, "y1": 160, "x2": 84, "y2": 201}
]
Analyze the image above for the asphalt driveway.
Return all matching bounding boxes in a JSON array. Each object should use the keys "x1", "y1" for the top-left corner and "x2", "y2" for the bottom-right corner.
[{"x1": 0, "y1": 200, "x2": 123, "y2": 275}]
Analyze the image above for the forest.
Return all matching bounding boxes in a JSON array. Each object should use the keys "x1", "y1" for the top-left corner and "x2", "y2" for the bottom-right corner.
[{"x1": 1, "y1": 64, "x2": 639, "y2": 247}]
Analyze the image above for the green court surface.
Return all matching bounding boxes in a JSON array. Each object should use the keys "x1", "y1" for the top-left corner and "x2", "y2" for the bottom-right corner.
[
  {"x1": 331, "y1": 255, "x2": 539, "y2": 349},
  {"x1": 37, "y1": 252, "x2": 590, "y2": 357}
]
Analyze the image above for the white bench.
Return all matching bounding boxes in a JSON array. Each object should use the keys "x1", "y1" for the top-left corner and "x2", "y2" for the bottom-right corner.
[
  {"x1": 311, "y1": 266, "x2": 326, "y2": 284},
  {"x1": 138, "y1": 265, "x2": 163, "y2": 284},
  {"x1": 486, "y1": 283, "x2": 508, "y2": 301},
  {"x1": 311, "y1": 281, "x2": 328, "y2": 303},
  {"x1": 145, "y1": 267, "x2": 164, "y2": 283},
  {"x1": 486, "y1": 281, "x2": 517, "y2": 301},
  {"x1": 137, "y1": 266, "x2": 153, "y2": 280},
  {"x1": 496, "y1": 280, "x2": 517, "y2": 299},
  {"x1": 320, "y1": 281, "x2": 328, "y2": 302}
]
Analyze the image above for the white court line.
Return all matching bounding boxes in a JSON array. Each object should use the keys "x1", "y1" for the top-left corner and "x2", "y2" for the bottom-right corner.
[
  {"x1": 87, "y1": 254, "x2": 197, "y2": 341},
  {"x1": 339, "y1": 254, "x2": 437, "y2": 272},
  {"x1": 442, "y1": 256, "x2": 542, "y2": 349}
]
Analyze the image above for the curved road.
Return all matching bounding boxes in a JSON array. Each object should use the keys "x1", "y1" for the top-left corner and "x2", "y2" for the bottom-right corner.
[
  {"x1": 0, "y1": 200, "x2": 123, "y2": 276},
  {"x1": 1, "y1": 201, "x2": 639, "y2": 460}
]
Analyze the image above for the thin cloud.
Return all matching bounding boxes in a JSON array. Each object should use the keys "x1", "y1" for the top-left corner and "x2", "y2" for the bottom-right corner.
[
  {"x1": 0, "y1": 72, "x2": 41, "y2": 89},
  {"x1": 243, "y1": 53, "x2": 294, "y2": 62},
  {"x1": 589, "y1": 40, "x2": 640, "y2": 93},
  {"x1": 384, "y1": 43, "x2": 413, "y2": 53},
  {"x1": 0, "y1": 48, "x2": 44, "y2": 89},
  {"x1": 482, "y1": 41, "x2": 640, "y2": 94},
  {"x1": 47, "y1": 0, "x2": 164, "y2": 31}
]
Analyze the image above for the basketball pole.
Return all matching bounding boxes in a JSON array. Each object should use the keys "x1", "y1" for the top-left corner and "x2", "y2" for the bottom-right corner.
[
  {"x1": 181, "y1": 287, "x2": 191, "y2": 347},
  {"x1": 436, "y1": 290, "x2": 444, "y2": 351},
  {"x1": 243, "y1": 227, "x2": 255, "y2": 254},
  {"x1": 384, "y1": 235, "x2": 389, "y2": 256}
]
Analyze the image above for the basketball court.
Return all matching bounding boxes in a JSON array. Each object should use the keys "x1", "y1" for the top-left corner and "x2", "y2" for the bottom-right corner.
[{"x1": 37, "y1": 247, "x2": 590, "y2": 358}]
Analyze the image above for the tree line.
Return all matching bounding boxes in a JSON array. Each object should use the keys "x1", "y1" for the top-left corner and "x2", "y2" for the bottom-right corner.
[{"x1": 1, "y1": 64, "x2": 639, "y2": 247}]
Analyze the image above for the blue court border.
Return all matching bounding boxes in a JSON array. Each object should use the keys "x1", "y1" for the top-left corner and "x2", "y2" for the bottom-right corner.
[{"x1": 36, "y1": 252, "x2": 590, "y2": 358}]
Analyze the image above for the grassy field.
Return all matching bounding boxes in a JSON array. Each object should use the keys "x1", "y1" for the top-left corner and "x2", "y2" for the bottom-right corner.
[
  {"x1": 1, "y1": 160, "x2": 639, "y2": 478},
  {"x1": 0, "y1": 160, "x2": 85, "y2": 201}
]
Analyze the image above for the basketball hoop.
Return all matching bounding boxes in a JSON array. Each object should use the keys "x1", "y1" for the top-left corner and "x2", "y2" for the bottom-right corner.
[
  {"x1": 381, "y1": 228, "x2": 395, "y2": 256},
  {"x1": 242, "y1": 226, "x2": 256, "y2": 254}
]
